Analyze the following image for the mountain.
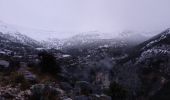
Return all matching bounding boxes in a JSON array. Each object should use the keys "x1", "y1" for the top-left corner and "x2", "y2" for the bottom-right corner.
[
  {"x1": 1, "y1": 20, "x2": 170, "y2": 99},
  {"x1": 113, "y1": 28, "x2": 170, "y2": 99},
  {"x1": 42, "y1": 31, "x2": 148, "y2": 50},
  {"x1": 134, "y1": 29, "x2": 170, "y2": 99},
  {"x1": 0, "y1": 20, "x2": 154, "y2": 50},
  {"x1": 135, "y1": 28, "x2": 170, "y2": 58},
  {"x1": 140, "y1": 28, "x2": 170, "y2": 50},
  {"x1": 61, "y1": 32, "x2": 118, "y2": 48},
  {"x1": 118, "y1": 29, "x2": 170, "y2": 63},
  {"x1": 0, "y1": 21, "x2": 41, "y2": 48},
  {"x1": 0, "y1": 31, "x2": 38, "y2": 57},
  {"x1": 0, "y1": 21, "x2": 43, "y2": 59},
  {"x1": 118, "y1": 31, "x2": 150, "y2": 45},
  {"x1": 41, "y1": 38, "x2": 63, "y2": 49},
  {"x1": 130, "y1": 28, "x2": 170, "y2": 70}
]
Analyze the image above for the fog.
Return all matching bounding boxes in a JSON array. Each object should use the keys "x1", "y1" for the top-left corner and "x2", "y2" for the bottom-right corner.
[{"x1": 0, "y1": 0, "x2": 170, "y2": 39}]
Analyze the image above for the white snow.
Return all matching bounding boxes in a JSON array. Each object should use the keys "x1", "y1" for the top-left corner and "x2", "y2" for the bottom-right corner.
[
  {"x1": 99, "y1": 45, "x2": 109, "y2": 48},
  {"x1": 0, "y1": 60, "x2": 9, "y2": 68},
  {"x1": 0, "y1": 51, "x2": 6, "y2": 54},
  {"x1": 62, "y1": 54, "x2": 71, "y2": 58},
  {"x1": 137, "y1": 45, "x2": 170, "y2": 64},
  {"x1": 36, "y1": 48, "x2": 45, "y2": 51}
]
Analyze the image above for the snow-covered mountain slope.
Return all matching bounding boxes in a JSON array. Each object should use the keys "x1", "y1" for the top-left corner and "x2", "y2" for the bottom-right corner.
[
  {"x1": 142, "y1": 28, "x2": 170, "y2": 50},
  {"x1": 120, "y1": 28, "x2": 170, "y2": 64},
  {"x1": 0, "y1": 32, "x2": 38, "y2": 56},
  {"x1": 0, "y1": 20, "x2": 153, "y2": 49},
  {"x1": 41, "y1": 38, "x2": 63, "y2": 49},
  {"x1": 135, "y1": 28, "x2": 170, "y2": 63},
  {"x1": 118, "y1": 31, "x2": 150, "y2": 45},
  {"x1": 132, "y1": 28, "x2": 170, "y2": 54},
  {"x1": 41, "y1": 32, "x2": 116, "y2": 49},
  {"x1": 0, "y1": 21, "x2": 18, "y2": 33},
  {"x1": 42, "y1": 31, "x2": 150, "y2": 49},
  {"x1": 0, "y1": 21, "x2": 41, "y2": 48}
]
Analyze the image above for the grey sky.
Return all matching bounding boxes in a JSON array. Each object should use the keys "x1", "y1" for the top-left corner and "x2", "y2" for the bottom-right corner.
[{"x1": 0, "y1": 0, "x2": 170, "y2": 34}]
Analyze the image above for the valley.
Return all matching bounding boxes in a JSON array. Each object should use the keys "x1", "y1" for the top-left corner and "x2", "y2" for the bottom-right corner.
[{"x1": 0, "y1": 21, "x2": 170, "y2": 100}]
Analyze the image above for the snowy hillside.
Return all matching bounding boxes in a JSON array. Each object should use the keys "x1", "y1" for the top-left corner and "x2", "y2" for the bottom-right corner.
[
  {"x1": 0, "y1": 20, "x2": 154, "y2": 49},
  {"x1": 42, "y1": 31, "x2": 151, "y2": 49},
  {"x1": 0, "y1": 21, "x2": 41, "y2": 47}
]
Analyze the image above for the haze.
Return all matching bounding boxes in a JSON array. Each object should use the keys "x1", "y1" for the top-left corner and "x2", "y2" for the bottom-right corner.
[{"x1": 0, "y1": 0, "x2": 170, "y2": 39}]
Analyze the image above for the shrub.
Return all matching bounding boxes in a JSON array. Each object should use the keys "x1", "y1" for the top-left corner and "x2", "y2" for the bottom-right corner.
[
  {"x1": 30, "y1": 84, "x2": 60, "y2": 100},
  {"x1": 107, "y1": 82, "x2": 128, "y2": 100},
  {"x1": 11, "y1": 72, "x2": 25, "y2": 83},
  {"x1": 38, "y1": 51, "x2": 60, "y2": 75},
  {"x1": 10, "y1": 72, "x2": 30, "y2": 90}
]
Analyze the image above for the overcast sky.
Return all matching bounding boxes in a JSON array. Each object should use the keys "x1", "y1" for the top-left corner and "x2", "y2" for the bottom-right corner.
[{"x1": 0, "y1": 0, "x2": 170, "y2": 35}]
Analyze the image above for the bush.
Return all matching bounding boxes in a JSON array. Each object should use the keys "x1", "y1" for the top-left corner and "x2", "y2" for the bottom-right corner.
[
  {"x1": 107, "y1": 82, "x2": 128, "y2": 100},
  {"x1": 38, "y1": 51, "x2": 60, "y2": 75},
  {"x1": 11, "y1": 72, "x2": 25, "y2": 83},
  {"x1": 30, "y1": 84, "x2": 60, "y2": 100},
  {"x1": 150, "y1": 82, "x2": 170, "y2": 100},
  {"x1": 10, "y1": 72, "x2": 30, "y2": 90}
]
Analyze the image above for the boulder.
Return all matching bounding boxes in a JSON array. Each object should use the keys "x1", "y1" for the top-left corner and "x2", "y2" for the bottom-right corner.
[
  {"x1": 74, "y1": 95, "x2": 91, "y2": 100},
  {"x1": 30, "y1": 84, "x2": 64, "y2": 100},
  {"x1": 74, "y1": 81, "x2": 92, "y2": 95},
  {"x1": 63, "y1": 98, "x2": 72, "y2": 100},
  {"x1": 23, "y1": 71, "x2": 37, "y2": 83},
  {"x1": 0, "y1": 60, "x2": 9, "y2": 71},
  {"x1": 90, "y1": 94, "x2": 112, "y2": 100},
  {"x1": 60, "y1": 82, "x2": 73, "y2": 92},
  {"x1": 100, "y1": 94, "x2": 112, "y2": 100}
]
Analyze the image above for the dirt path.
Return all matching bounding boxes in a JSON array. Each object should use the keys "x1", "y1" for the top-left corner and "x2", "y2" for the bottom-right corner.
[{"x1": 18, "y1": 62, "x2": 36, "y2": 82}]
